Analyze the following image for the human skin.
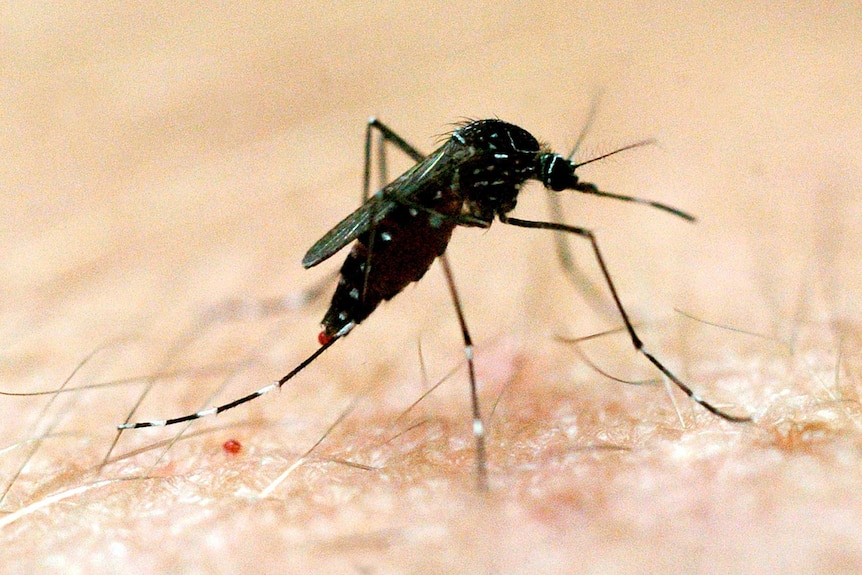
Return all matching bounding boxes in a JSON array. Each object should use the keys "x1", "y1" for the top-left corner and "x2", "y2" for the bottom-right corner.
[{"x1": 2, "y1": 3, "x2": 862, "y2": 574}]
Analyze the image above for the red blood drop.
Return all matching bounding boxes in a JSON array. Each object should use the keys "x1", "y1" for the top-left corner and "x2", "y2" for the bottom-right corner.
[
  {"x1": 318, "y1": 331, "x2": 334, "y2": 346},
  {"x1": 222, "y1": 439, "x2": 242, "y2": 454}
]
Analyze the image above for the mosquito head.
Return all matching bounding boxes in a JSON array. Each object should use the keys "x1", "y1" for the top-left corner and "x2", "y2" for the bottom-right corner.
[{"x1": 538, "y1": 153, "x2": 579, "y2": 191}]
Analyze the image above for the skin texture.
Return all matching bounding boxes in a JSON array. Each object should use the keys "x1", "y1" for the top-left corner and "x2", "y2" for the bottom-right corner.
[{"x1": 2, "y1": 2, "x2": 862, "y2": 573}]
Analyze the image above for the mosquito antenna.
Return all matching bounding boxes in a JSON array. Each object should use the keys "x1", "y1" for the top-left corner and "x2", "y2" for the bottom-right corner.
[{"x1": 573, "y1": 139, "x2": 655, "y2": 169}]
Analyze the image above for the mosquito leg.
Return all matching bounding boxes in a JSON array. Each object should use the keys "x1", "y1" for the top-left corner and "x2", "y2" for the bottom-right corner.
[
  {"x1": 150, "y1": 121, "x2": 415, "y2": 431},
  {"x1": 376, "y1": 122, "x2": 387, "y2": 195},
  {"x1": 439, "y1": 254, "x2": 488, "y2": 490},
  {"x1": 499, "y1": 213, "x2": 751, "y2": 423},
  {"x1": 364, "y1": 118, "x2": 489, "y2": 487},
  {"x1": 117, "y1": 324, "x2": 351, "y2": 429},
  {"x1": 366, "y1": 118, "x2": 425, "y2": 163},
  {"x1": 357, "y1": 119, "x2": 427, "y2": 299},
  {"x1": 545, "y1": 192, "x2": 617, "y2": 321},
  {"x1": 358, "y1": 117, "x2": 426, "y2": 297}
]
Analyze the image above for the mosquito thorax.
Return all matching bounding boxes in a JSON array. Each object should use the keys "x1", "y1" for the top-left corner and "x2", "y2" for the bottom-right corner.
[
  {"x1": 453, "y1": 120, "x2": 543, "y2": 218},
  {"x1": 537, "y1": 153, "x2": 579, "y2": 192}
]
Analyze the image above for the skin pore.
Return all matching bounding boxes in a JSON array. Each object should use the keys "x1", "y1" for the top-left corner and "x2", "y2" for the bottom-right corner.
[{"x1": 2, "y1": 3, "x2": 861, "y2": 573}]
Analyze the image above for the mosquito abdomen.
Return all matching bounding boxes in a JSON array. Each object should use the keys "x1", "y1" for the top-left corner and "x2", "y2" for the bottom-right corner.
[{"x1": 320, "y1": 200, "x2": 459, "y2": 339}]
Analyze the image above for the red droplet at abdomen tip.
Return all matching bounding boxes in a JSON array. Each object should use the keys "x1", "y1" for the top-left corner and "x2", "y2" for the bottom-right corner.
[{"x1": 318, "y1": 331, "x2": 334, "y2": 346}]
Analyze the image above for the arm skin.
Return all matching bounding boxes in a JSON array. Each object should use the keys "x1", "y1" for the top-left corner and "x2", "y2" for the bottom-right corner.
[{"x1": 1, "y1": 3, "x2": 861, "y2": 573}]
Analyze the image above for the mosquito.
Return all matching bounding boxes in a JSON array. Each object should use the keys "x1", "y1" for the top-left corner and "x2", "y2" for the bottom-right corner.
[{"x1": 119, "y1": 117, "x2": 751, "y2": 489}]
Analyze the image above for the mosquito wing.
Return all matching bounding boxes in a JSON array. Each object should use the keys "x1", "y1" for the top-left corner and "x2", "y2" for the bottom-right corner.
[
  {"x1": 301, "y1": 195, "x2": 397, "y2": 268},
  {"x1": 301, "y1": 142, "x2": 461, "y2": 268}
]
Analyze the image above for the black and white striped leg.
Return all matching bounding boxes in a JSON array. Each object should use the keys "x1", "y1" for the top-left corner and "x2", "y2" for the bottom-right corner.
[
  {"x1": 117, "y1": 323, "x2": 354, "y2": 429},
  {"x1": 119, "y1": 121, "x2": 422, "y2": 433},
  {"x1": 440, "y1": 254, "x2": 488, "y2": 490},
  {"x1": 365, "y1": 118, "x2": 490, "y2": 487},
  {"x1": 498, "y1": 213, "x2": 750, "y2": 423}
]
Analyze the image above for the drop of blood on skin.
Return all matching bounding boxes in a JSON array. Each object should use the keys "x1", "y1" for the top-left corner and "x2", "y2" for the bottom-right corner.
[
  {"x1": 222, "y1": 439, "x2": 242, "y2": 454},
  {"x1": 318, "y1": 331, "x2": 334, "y2": 346}
]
